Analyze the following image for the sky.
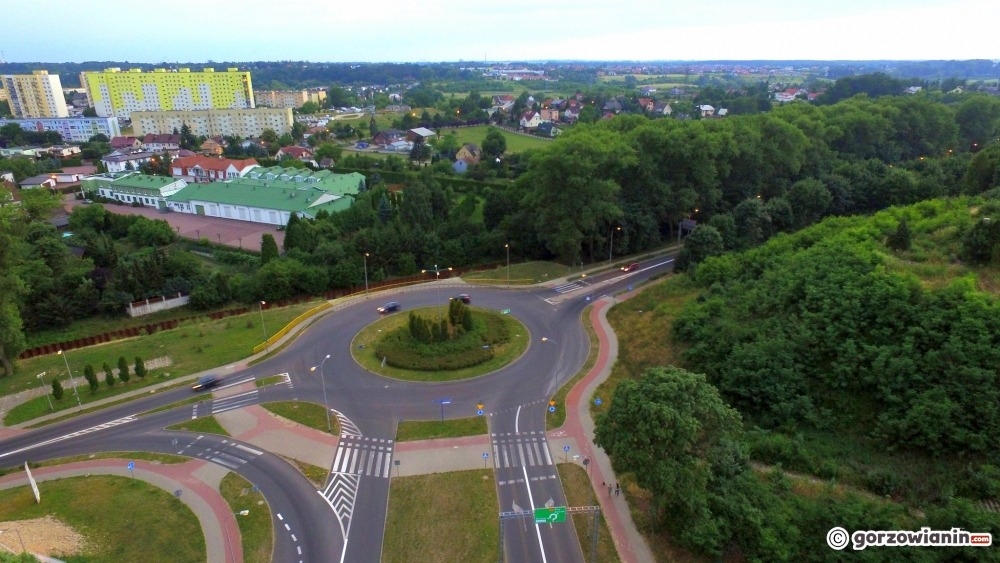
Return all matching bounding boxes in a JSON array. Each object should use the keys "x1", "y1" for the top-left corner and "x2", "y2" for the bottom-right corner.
[{"x1": 4, "y1": 0, "x2": 998, "y2": 63}]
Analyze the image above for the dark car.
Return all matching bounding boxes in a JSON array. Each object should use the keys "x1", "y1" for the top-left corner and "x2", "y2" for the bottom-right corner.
[
  {"x1": 377, "y1": 301, "x2": 400, "y2": 314},
  {"x1": 192, "y1": 374, "x2": 220, "y2": 391},
  {"x1": 451, "y1": 294, "x2": 471, "y2": 304},
  {"x1": 620, "y1": 262, "x2": 640, "y2": 272}
]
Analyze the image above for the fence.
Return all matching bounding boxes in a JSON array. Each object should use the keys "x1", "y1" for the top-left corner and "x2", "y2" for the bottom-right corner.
[{"x1": 127, "y1": 294, "x2": 190, "y2": 317}]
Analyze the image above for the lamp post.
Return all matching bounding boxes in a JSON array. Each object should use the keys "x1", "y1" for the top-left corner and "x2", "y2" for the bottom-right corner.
[
  {"x1": 421, "y1": 264, "x2": 452, "y2": 280},
  {"x1": 57, "y1": 350, "x2": 83, "y2": 411},
  {"x1": 363, "y1": 252, "x2": 370, "y2": 294},
  {"x1": 505, "y1": 243, "x2": 510, "y2": 287},
  {"x1": 259, "y1": 301, "x2": 268, "y2": 353},
  {"x1": 609, "y1": 226, "x2": 621, "y2": 263},
  {"x1": 309, "y1": 354, "x2": 333, "y2": 432}
]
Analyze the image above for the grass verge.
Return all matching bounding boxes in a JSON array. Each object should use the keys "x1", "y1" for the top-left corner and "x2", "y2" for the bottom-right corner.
[
  {"x1": 396, "y1": 417, "x2": 488, "y2": 442},
  {"x1": 255, "y1": 375, "x2": 286, "y2": 388},
  {"x1": 281, "y1": 457, "x2": 330, "y2": 488},
  {"x1": 382, "y1": 469, "x2": 498, "y2": 562},
  {"x1": 557, "y1": 463, "x2": 622, "y2": 563},
  {"x1": 166, "y1": 415, "x2": 231, "y2": 436},
  {"x1": 220, "y1": 472, "x2": 273, "y2": 563},
  {"x1": 0, "y1": 475, "x2": 204, "y2": 562},
  {"x1": 0, "y1": 452, "x2": 188, "y2": 478},
  {"x1": 462, "y1": 260, "x2": 576, "y2": 285},
  {"x1": 546, "y1": 306, "x2": 599, "y2": 431},
  {"x1": 352, "y1": 307, "x2": 529, "y2": 382},
  {"x1": 260, "y1": 401, "x2": 339, "y2": 435}
]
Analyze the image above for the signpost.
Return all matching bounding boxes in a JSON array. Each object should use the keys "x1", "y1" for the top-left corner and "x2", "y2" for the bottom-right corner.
[
  {"x1": 127, "y1": 461, "x2": 135, "y2": 479},
  {"x1": 482, "y1": 452, "x2": 489, "y2": 468},
  {"x1": 563, "y1": 444, "x2": 570, "y2": 462},
  {"x1": 477, "y1": 402, "x2": 484, "y2": 416},
  {"x1": 533, "y1": 506, "x2": 567, "y2": 524},
  {"x1": 433, "y1": 398, "x2": 452, "y2": 422},
  {"x1": 594, "y1": 397, "x2": 602, "y2": 406}
]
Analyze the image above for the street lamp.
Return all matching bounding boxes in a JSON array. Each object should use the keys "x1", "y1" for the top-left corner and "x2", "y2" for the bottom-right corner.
[
  {"x1": 259, "y1": 301, "x2": 268, "y2": 353},
  {"x1": 57, "y1": 350, "x2": 83, "y2": 411},
  {"x1": 505, "y1": 243, "x2": 510, "y2": 287},
  {"x1": 609, "y1": 226, "x2": 621, "y2": 263},
  {"x1": 363, "y1": 252, "x2": 370, "y2": 294},
  {"x1": 309, "y1": 354, "x2": 333, "y2": 432},
  {"x1": 421, "y1": 264, "x2": 452, "y2": 280}
]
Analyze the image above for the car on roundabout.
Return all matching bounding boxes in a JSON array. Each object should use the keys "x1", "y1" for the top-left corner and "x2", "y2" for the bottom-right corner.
[
  {"x1": 377, "y1": 301, "x2": 400, "y2": 314},
  {"x1": 451, "y1": 294, "x2": 471, "y2": 304}
]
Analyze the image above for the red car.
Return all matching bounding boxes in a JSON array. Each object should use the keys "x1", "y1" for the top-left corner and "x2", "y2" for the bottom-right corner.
[{"x1": 621, "y1": 262, "x2": 640, "y2": 272}]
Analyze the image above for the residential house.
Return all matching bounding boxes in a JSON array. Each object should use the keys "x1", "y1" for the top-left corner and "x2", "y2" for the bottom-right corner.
[
  {"x1": 110, "y1": 136, "x2": 142, "y2": 151},
  {"x1": 548, "y1": 98, "x2": 566, "y2": 110},
  {"x1": 171, "y1": 155, "x2": 258, "y2": 183},
  {"x1": 318, "y1": 158, "x2": 335, "y2": 169},
  {"x1": 372, "y1": 129, "x2": 406, "y2": 147},
  {"x1": 52, "y1": 165, "x2": 97, "y2": 184},
  {"x1": 536, "y1": 122, "x2": 561, "y2": 138},
  {"x1": 519, "y1": 111, "x2": 542, "y2": 130},
  {"x1": 491, "y1": 95, "x2": 515, "y2": 106},
  {"x1": 562, "y1": 107, "x2": 580, "y2": 122},
  {"x1": 639, "y1": 87, "x2": 658, "y2": 96},
  {"x1": 602, "y1": 99, "x2": 623, "y2": 113},
  {"x1": 697, "y1": 105, "x2": 715, "y2": 117},
  {"x1": 142, "y1": 133, "x2": 181, "y2": 152},
  {"x1": 637, "y1": 98, "x2": 655, "y2": 112},
  {"x1": 44, "y1": 145, "x2": 82, "y2": 158},
  {"x1": 388, "y1": 140, "x2": 413, "y2": 152},
  {"x1": 717, "y1": 108, "x2": 729, "y2": 117},
  {"x1": 102, "y1": 150, "x2": 157, "y2": 173},
  {"x1": 406, "y1": 127, "x2": 437, "y2": 142},
  {"x1": 652, "y1": 102, "x2": 672, "y2": 116},
  {"x1": 538, "y1": 108, "x2": 559, "y2": 123},
  {"x1": 200, "y1": 138, "x2": 226, "y2": 156},
  {"x1": 275, "y1": 146, "x2": 313, "y2": 161},
  {"x1": 454, "y1": 144, "x2": 481, "y2": 164}
]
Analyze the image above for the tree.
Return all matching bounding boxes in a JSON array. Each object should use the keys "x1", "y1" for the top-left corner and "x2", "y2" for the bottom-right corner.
[
  {"x1": 82, "y1": 107, "x2": 97, "y2": 117},
  {"x1": 103, "y1": 362, "x2": 115, "y2": 387},
  {"x1": 299, "y1": 101, "x2": 320, "y2": 114},
  {"x1": 84, "y1": 364, "x2": 99, "y2": 393},
  {"x1": 261, "y1": 234, "x2": 279, "y2": 265},
  {"x1": 134, "y1": 356, "x2": 147, "y2": 379},
  {"x1": 595, "y1": 366, "x2": 749, "y2": 555},
  {"x1": 480, "y1": 128, "x2": 507, "y2": 161},
  {"x1": 886, "y1": 218, "x2": 912, "y2": 251},
  {"x1": 313, "y1": 142, "x2": 342, "y2": 162},
  {"x1": 260, "y1": 128, "x2": 279, "y2": 144},
  {"x1": 117, "y1": 356, "x2": 130, "y2": 383},
  {"x1": 676, "y1": 225, "x2": 724, "y2": 272},
  {"x1": 179, "y1": 123, "x2": 197, "y2": 150},
  {"x1": 51, "y1": 378, "x2": 64, "y2": 400}
]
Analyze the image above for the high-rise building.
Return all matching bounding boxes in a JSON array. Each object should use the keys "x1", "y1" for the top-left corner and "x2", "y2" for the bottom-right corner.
[
  {"x1": 0, "y1": 117, "x2": 120, "y2": 143},
  {"x1": 1, "y1": 71, "x2": 70, "y2": 118},
  {"x1": 254, "y1": 89, "x2": 327, "y2": 108},
  {"x1": 131, "y1": 107, "x2": 293, "y2": 138},
  {"x1": 81, "y1": 67, "x2": 254, "y2": 120}
]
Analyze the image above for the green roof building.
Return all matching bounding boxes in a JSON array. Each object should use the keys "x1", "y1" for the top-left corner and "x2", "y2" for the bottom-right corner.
[
  {"x1": 81, "y1": 172, "x2": 188, "y2": 210},
  {"x1": 165, "y1": 166, "x2": 365, "y2": 225}
]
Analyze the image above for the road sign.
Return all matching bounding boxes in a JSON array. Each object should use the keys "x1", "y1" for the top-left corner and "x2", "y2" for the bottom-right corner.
[
  {"x1": 563, "y1": 445, "x2": 570, "y2": 452},
  {"x1": 548, "y1": 405, "x2": 556, "y2": 412},
  {"x1": 127, "y1": 461, "x2": 134, "y2": 471},
  {"x1": 533, "y1": 506, "x2": 567, "y2": 524},
  {"x1": 594, "y1": 397, "x2": 603, "y2": 406},
  {"x1": 549, "y1": 400, "x2": 556, "y2": 406},
  {"x1": 477, "y1": 402, "x2": 484, "y2": 410},
  {"x1": 501, "y1": 308, "x2": 511, "y2": 315},
  {"x1": 477, "y1": 409, "x2": 484, "y2": 416}
]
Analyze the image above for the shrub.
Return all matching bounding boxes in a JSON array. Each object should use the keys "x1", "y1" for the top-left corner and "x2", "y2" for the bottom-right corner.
[{"x1": 376, "y1": 310, "x2": 510, "y2": 371}]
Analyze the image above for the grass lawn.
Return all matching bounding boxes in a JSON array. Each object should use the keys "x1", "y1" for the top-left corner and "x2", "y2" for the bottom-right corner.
[
  {"x1": 166, "y1": 415, "x2": 231, "y2": 436},
  {"x1": 220, "y1": 472, "x2": 273, "y2": 563},
  {"x1": 462, "y1": 260, "x2": 577, "y2": 285},
  {"x1": 351, "y1": 306, "x2": 529, "y2": 382},
  {"x1": 438, "y1": 125, "x2": 552, "y2": 154},
  {"x1": 558, "y1": 463, "x2": 621, "y2": 563},
  {"x1": 382, "y1": 469, "x2": 498, "y2": 563},
  {"x1": 395, "y1": 416, "x2": 488, "y2": 442},
  {"x1": 260, "y1": 401, "x2": 339, "y2": 435},
  {"x1": 4, "y1": 300, "x2": 324, "y2": 416},
  {"x1": 0, "y1": 475, "x2": 204, "y2": 562}
]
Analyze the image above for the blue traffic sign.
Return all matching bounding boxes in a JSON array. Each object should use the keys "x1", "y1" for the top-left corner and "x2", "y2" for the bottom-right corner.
[
  {"x1": 563, "y1": 445, "x2": 570, "y2": 452},
  {"x1": 482, "y1": 452, "x2": 489, "y2": 459},
  {"x1": 594, "y1": 398, "x2": 603, "y2": 406},
  {"x1": 548, "y1": 405, "x2": 556, "y2": 412},
  {"x1": 127, "y1": 461, "x2": 135, "y2": 471},
  {"x1": 477, "y1": 409, "x2": 484, "y2": 416}
]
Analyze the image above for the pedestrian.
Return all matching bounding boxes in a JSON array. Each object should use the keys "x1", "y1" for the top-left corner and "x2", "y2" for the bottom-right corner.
[{"x1": 615, "y1": 482, "x2": 620, "y2": 496}]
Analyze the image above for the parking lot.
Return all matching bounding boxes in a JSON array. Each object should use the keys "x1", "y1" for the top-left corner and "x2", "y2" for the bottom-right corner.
[{"x1": 63, "y1": 195, "x2": 286, "y2": 252}]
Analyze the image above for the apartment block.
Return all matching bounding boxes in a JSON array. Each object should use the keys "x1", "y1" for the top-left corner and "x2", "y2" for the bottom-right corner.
[
  {"x1": 0, "y1": 117, "x2": 121, "y2": 143},
  {"x1": 254, "y1": 89, "x2": 327, "y2": 108},
  {"x1": 131, "y1": 107, "x2": 293, "y2": 138},
  {"x1": 1, "y1": 71, "x2": 70, "y2": 118},
  {"x1": 81, "y1": 67, "x2": 254, "y2": 119}
]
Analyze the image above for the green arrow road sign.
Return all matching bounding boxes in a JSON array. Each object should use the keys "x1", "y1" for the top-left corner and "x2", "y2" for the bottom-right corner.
[{"x1": 533, "y1": 506, "x2": 567, "y2": 524}]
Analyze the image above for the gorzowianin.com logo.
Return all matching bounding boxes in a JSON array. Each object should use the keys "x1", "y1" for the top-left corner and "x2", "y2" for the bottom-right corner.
[{"x1": 827, "y1": 526, "x2": 993, "y2": 550}]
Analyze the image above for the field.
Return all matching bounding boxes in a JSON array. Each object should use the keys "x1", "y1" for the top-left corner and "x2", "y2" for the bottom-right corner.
[{"x1": 437, "y1": 125, "x2": 553, "y2": 153}]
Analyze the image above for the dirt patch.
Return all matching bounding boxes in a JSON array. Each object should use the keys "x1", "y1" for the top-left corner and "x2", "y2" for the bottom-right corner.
[{"x1": 0, "y1": 515, "x2": 84, "y2": 557}]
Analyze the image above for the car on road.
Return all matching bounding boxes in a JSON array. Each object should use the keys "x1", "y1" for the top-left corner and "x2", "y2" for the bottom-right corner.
[
  {"x1": 192, "y1": 374, "x2": 221, "y2": 391},
  {"x1": 621, "y1": 262, "x2": 640, "y2": 272},
  {"x1": 377, "y1": 301, "x2": 400, "y2": 314},
  {"x1": 451, "y1": 294, "x2": 471, "y2": 304}
]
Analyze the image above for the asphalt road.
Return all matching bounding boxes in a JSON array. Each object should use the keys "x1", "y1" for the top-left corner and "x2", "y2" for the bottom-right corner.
[{"x1": 0, "y1": 255, "x2": 675, "y2": 562}]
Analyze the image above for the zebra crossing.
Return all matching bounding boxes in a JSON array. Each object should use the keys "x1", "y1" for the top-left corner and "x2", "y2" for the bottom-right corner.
[
  {"x1": 553, "y1": 281, "x2": 583, "y2": 294},
  {"x1": 330, "y1": 436, "x2": 394, "y2": 478},
  {"x1": 491, "y1": 431, "x2": 553, "y2": 469},
  {"x1": 210, "y1": 389, "x2": 259, "y2": 415}
]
